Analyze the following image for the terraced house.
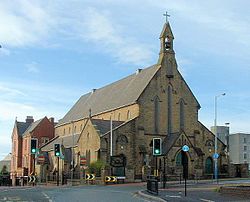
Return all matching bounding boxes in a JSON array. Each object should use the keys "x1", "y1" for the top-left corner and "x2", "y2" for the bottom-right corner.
[
  {"x1": 41, "y1": 22, "x2": 228, "y2": 182},
  {"x1": 11, "y1": 116, "x2": 55, "y2": 185}
]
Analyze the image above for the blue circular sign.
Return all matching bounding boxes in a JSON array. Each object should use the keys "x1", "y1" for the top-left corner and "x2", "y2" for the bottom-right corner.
[
  {"x1": 213, "y1": 153, "x2": 219, "y2": 159},
  {"x1": 182, "y1": 145, "x2": 189, "y2": 152}
]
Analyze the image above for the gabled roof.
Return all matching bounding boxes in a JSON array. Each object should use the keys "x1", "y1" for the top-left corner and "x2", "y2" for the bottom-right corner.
[
  {"x1": 57, "y1": 64, "x2": 160, "y2": 126},
  {"x1": 16, "y1": 121, "x2": 31, "y2": 136},
  {"x1": 23, "y1": 118, "x2": 43, "y2": 135},
  {"x1": 1, "y1": 153, "x2": 11, "y2": 161},
  {"x1": 162, "y1": 132, "x2": 180, "y2": 155},
  {"x1": 162, "y1": 132, "x2": 204, "y2": 156},
  {"x1": 91, "y1": 119, "x2": 124, "y2": 135},
  {"x1": 41, "y1": 134, "x2": 80, "y2": 152}
]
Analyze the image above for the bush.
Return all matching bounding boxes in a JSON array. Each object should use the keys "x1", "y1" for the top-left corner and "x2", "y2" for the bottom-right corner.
[
  {"x1": 88, "y1": 160, "x2": 107, "y2": 177},
  {"x1": 0, "y1": 165, "x2": 9, "y2": 175}
]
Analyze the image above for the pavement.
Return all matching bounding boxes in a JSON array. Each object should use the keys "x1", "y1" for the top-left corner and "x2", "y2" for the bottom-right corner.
[{"x1": 138, "y1": 178, "x2": 250, "y2": 202}]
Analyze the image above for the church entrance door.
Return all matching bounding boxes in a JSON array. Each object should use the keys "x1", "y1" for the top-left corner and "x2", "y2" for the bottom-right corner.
[{"x1": 205, "y1": 157, "x2": 213, "y2": 174}]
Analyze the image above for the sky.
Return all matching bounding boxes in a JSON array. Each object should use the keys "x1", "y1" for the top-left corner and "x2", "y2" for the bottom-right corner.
[{"x1": 0, "y1": 0, "x2": 250, "y2": 160}]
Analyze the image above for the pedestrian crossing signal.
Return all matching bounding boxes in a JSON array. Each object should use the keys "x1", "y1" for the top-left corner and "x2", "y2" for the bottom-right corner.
[{"x1": 153, "y1": 138, "x2": 162, "y2": 156}]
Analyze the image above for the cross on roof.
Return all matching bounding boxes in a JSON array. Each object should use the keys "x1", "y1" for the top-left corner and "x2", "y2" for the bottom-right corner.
[{"x1": 163, "y1": 11, "x2": 170, "y2": 22}]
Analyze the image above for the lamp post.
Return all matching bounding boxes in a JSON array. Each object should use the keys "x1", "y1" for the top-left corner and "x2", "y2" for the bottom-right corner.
[
  {"x1": 214, "y1": 93, "x2": 226, "y2": 183},
  {"x1": 71, "y1": 121, "x2": 74, "y2": 185}
]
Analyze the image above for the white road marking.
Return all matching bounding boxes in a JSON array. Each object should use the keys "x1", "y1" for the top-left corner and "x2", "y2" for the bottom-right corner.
[
  {"x1": 166, "y1": 194, "x2": 181, "y2": 198},
  {"x1": 42, "y1": 192, "x2": 53, "y2": 202},
  {"x1": 200, "y1": 199, "x2": 215, "y2": 202}
]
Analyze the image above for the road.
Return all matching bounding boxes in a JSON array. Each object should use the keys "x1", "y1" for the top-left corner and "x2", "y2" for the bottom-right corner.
[
  {"x1": 0, "y1": 183, "x2": 147, "y2": 202},
  {"x1": 1, "y1": 179, "x2": 250, "y2": 202}
]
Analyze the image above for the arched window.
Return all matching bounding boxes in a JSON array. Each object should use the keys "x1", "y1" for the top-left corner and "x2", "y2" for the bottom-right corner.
[
  {"x1": 118, "y1": 113, "x2": 121, "y2": 121},
  {"x1": 80, "y1": 124, "x2": 83, "y2": 131},
  {"x1": 74, "y1": 126, "x2": 77, "y2": 134},
  {"x1": 154, "y1": 96, "x2": 160, "y2": 133},
  {"x1": 69, "y1": 127, "x2": 71, "y2": 134},
  {"x1": 167, "y1": 86, "x2": 172, "y2": 134},
  {"x1": 180, "y1": 99, "x2": 185, "y2": 131},
  {"x1": 63, "y1": 128, "x2": 66, "y2": 135},
  {"x1": 176, "y1": 152, "x2": 182, "y2": 166}
]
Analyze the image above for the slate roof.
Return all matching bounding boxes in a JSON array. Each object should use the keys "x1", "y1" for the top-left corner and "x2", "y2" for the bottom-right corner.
[
  {"x1": 162, "y1": 133, "x2": 180, "y2": 155},
  {"x1": 16, "y1": 121, "x2": 31, "y2": 136},
  {"x1": 23, "y1": 118, "x2": 43, "y2": 136},
  {"x1": 41, "y1": 134, "x2": 80, "y2": 152},
  {"x1": 57, "y1": 64, "x2": 160, "y2": 126},
  {"x1": 162, "y1": 132, "x2": 205, "y2": 156},
  {"x1": 91, "y1": 119, "x2": 124, "y2": 135}
]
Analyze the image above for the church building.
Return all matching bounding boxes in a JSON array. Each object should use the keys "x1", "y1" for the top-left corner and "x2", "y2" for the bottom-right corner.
[{"x1": 41, "y1": 22, "x2": 228, "y2": 182}]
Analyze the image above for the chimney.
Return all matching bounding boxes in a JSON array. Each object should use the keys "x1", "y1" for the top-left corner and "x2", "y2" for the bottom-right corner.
[
  {"x1": 49, "y1": 117, "x2": 54, "y2": 125},
  {"x1": 136, "y1": 69, "x2": 142, "y2": 75},
  {"x1": 26, "y1": 116, "x2": 34, "y2": 123}
]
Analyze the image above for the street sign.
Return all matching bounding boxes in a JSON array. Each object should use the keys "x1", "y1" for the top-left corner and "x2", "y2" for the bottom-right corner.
[
  {"x1": 182, "y1": 145, "x2": 189, "y2": 152},
  {"x1": 110, "y1": 155, "x2": 126, "y2": 167},
  {"x1": 213, "y1": 153, "x2": 219, "y2": 159},
  {"x1": 80, "y1": 156, "x2": 87, "y2": 166},
  {"x1": 37, "y1": 154, "x2": 45, "y2": 165},
  {"x1": 28, "y1": 175, "x2": 37, "y2": 183},
  {"x1": 105, "y1": 176, "x2": 117, "y2": 183},
  {"x1": 85, "y1": 174, "x2": 95, "y2": 180}
]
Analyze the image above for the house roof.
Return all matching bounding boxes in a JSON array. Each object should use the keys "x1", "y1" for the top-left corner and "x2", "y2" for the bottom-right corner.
[
  {"x1": 57, "y1": 64, "x2": 160, "y2": 126},
  {"x1": 41, "y1": 134, "x2": 80, "y2": 152},
  {"x1": 16, "y1": 121, "x2": 31, "y2": 136},
  {"x1": 91, "y1": 119, "x2": 124, "y2": 135},
  {"x1": 23, "y1": 118, "x2": 43, "y2": 136},
  {"x1": 1, "y1": 153, "x2": 11, "y2": 161}
]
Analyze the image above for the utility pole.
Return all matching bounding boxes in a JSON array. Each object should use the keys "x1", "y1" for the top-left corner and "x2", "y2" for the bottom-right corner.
[{"x1": 214, "y1": 93, "x2": 226, "y2": 184}]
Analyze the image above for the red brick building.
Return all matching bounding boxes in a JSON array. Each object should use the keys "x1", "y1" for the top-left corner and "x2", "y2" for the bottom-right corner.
[{"x1": 11, "y1": 116, "x2": 55, "y2": 185}]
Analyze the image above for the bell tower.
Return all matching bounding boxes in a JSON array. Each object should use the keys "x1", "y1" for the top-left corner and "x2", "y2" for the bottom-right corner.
[{"x1": 158, "y1": 13, "x2": 176, "y2": 79}]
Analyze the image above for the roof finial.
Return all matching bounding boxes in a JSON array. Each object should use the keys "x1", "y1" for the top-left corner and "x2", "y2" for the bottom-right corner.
[{"x1": 163, "y1": 11, "x2": 170, "y2": 23}]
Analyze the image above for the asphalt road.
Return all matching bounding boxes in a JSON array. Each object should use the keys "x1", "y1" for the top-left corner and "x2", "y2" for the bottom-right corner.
[
  {"x1": 0, "y1": 183, "x2": 147, "y2": 202},
  {"x1": 1, "y1": 179, "x2": 250, "y2": 202}
]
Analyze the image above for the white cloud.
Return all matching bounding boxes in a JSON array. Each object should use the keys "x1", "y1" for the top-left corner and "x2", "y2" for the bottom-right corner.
[
  {"x1": 0, "y1": 84, "x2": 26, "y2": 96},
  {"x1": 0, "y1": 0, "x2": 55, "y2": 47},
  {"x1": 79, "y1": 7, "x2": 154, "y2": 66},
  {"x1": 26, "y1": 62, "x2": 40, "y2": 73}
]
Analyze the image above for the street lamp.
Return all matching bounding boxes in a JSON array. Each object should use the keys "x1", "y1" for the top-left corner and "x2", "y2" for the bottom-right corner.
[
  {"x1": 214, "y1": 93, "x2": 226, "y2": 183},
  {"x1": 71, "y1": 121, "x2": 75, "y2": 185}
]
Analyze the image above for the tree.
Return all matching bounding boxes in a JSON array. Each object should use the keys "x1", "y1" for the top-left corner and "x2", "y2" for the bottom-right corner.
[{"x1": 1, "y1": 165, "x2": 9, "y2": 175}]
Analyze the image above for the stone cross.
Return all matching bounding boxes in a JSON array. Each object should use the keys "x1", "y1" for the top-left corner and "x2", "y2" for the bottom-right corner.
[{"x1": 163, "y1": 11, "x2": 170, "y2": 22}]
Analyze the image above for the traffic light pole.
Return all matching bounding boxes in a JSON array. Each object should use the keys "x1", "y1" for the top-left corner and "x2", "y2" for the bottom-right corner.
[
  {"x1": 57, "y1": 157, "x2": 59, "y2": 186},
  {"x1": 163, "y1": 156, "x2": 166, "y2": 188},
  {"x1": 33, "y1": 154, "x2": 35, "y2": 186}
]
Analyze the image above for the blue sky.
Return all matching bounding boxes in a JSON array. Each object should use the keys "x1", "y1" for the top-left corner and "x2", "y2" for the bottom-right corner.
[{"x1": 0, "y1": 0, "x2": 250, "y2": 160}]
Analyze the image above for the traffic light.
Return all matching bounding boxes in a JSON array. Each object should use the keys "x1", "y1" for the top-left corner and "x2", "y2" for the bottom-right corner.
[
  {"x1": 30, "y1": 139, "x2": 37, "y2": 154},
  {"x1": 153, "y1": 138, "x2": 162, "y2": 156},
  {"x1": 54, "y1": 144, "x2": 61, "y2": 157}
]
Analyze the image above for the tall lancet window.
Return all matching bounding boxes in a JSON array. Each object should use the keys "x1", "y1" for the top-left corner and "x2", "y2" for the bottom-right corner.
[
  {"x1": 167, "y1": 85, "x2": 172, "y2": 135},
  {"x1": 154, "y1": 96, "x2": 160, "y2": 134},
  {"x1": 180, "y1": 99, "x2": 185, "y2": 131}
]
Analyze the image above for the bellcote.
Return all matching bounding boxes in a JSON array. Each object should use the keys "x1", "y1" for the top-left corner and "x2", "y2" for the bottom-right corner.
[
  {"x1": 159, "y1": 22, "x2": 174, "y2": 54},
  {"x1": 158, "y1": 22, "x2": 175, "y2": 78}
]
